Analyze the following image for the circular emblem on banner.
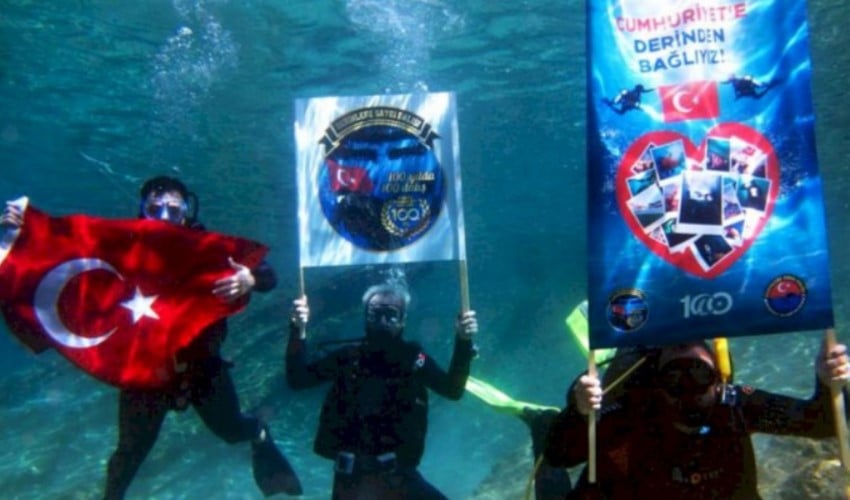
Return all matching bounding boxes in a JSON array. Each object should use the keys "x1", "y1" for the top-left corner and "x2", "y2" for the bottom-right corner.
[
  {"x1": 764, "y1": 274, "x2": 807, "y2": 317},
  {"x1": 318, "y1": 124, "x2": 445, "y2": 251},
  {"x1": 607, "y1": 289, "x2": 649, "y2": 332}
]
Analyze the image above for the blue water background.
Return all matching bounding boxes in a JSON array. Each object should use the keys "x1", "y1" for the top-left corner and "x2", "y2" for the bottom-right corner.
[{"x1": 0, "y1": 1, "x2": 848, "y2": 498}]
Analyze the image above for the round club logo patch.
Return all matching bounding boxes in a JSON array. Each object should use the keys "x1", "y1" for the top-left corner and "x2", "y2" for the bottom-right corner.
[
  {"x1": 764, "y1": 274, "x2": 806, "y2": 317},
  {"x1": 607, "y1": 289, "x2": 649, "y2": 332},
  {"x1": 318, "y1": 107, "x2": 444, "y2": 251}
]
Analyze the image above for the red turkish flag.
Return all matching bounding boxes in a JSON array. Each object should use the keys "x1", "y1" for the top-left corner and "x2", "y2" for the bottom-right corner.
[
  {"x1": 327, "y1": 159, "x2": 373, "y2": 194},
  {"x1": 0, "y1": 198, "x2": 268, "y2": 389},
  {"x1": 659, "y1": 81, "x2": 720, "y2": 122}
]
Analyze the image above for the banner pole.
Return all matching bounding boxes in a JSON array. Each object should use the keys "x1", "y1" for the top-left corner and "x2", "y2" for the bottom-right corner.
[
  {"x1": 826, "y1": 328, "x2": 850, "y2": 470},
  {"x1": 588, "y1": 350, "x2": 597, "y2": 484},
  {"x1": 458, "y1": 258, "x2": 470, "y2": 313},
  {"x1": 298, "y1": 266, "x2": 306, "y2": 339}
]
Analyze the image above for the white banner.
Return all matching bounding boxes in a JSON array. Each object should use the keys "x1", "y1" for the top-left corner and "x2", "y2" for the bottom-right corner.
[{"x1": 294, "y1": 92, "x2": 466, "y2": 267}]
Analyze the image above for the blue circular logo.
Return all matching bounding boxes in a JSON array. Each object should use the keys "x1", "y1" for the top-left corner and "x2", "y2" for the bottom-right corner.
[
  {"x1": 318, "y1": 125, "x2": 445, "y2": 251},
  {"x1": 607, "y1": 289, "x2": 649, "y2": 332}
]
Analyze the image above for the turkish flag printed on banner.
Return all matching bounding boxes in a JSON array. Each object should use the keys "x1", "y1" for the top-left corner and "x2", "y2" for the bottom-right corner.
[
  {"x1": 659, "y1": 81, "x2": 720, "y2": 122},
  {"x1": 0, "y1": 198, "x2": 268, "y2": 389},
  {"x1": 327, "y1": 158, "x2": 374, "y2": 194}
]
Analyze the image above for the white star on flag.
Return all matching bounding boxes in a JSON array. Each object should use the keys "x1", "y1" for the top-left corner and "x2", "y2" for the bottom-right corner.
[{"x1": 120, "y1": 287, "x2": 160, "y2": 324}]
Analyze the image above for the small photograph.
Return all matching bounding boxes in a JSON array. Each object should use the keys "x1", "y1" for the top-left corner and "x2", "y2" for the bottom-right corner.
[
  {"x1": 648, "y1": 225, "x2": 668, "y2": 245},
  {"x1": 724, "y1": 220, "x2": 745, "y2": 247},
  {"x1": 626, "y1": 184, "x2": 666, "y2": 233},
  {"x1": 737, "y1": 175, "x2": 771, "y2": 212},
  {"x1": 660, "y1": 178, "x2": 681, "y2": 214},
  {"x1": 742, "y1": 209, "x2": 764, "y2": 240},
  {"x1": 747, "y1": 157, "x2": 767, "y2": 178},
  {"x1": 630, "y1": 143, "x2": 657, "y2": 175},
  {"x1": 705, "y1": 137, "x2": 731, "y2": 172},
  {"x1": 651, "y1": 139, "x2": 688, "y2": 180},
  {"x1": 661, "y1": 217, "x2": 697, "y2": 252},
  {"x1": 730, "y1": 136, "x2": 767, "y2": 176},
  {"x1": 721, "y1": 175, "x2": 744, "y2": 222},
  {"x1": 677, "y1": 171, "x2": 724, "y2": 234},
  {"x1": 693, "y1": 234, "x2": 734, "y2": 270},
  {"x1": 626, "y1": 169, "x2": 658, "y2": 197}
]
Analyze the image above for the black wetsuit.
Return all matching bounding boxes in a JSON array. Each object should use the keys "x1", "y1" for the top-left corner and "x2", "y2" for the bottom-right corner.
[
  {"x1": 545, "y1": 375, "x2": 842, "y2": 499},
  {"x1": 286, "y1": 325, "x2": 475, "y2": 500},
  {"x1": 103, "y1": 260, "x2": 277, "y2": 499}
]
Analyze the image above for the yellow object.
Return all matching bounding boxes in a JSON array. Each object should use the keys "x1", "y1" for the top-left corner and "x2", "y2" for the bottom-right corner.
[{"x1": 713, "y1": 337, "x2": 732, "y2": 383}]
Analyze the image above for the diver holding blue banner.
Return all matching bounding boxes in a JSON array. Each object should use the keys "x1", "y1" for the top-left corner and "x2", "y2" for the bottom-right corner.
[{"x1": 586, "y1": 0, "x2": 834, "y2": 348}]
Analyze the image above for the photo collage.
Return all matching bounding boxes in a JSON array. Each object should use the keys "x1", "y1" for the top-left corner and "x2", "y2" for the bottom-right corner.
[{"x1": 622, "y1": 135, "x2": 772, "y2": 271}]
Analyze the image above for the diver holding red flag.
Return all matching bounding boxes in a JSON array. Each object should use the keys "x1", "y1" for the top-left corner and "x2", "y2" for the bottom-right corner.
[{"x1": 0, "y1": 176, "x2": 302, "y2": 498}]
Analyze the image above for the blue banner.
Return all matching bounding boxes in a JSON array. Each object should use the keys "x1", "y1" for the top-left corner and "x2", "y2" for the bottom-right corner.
[{"x1": 587, "y1": 0, "x2": 834, "y2": 348}]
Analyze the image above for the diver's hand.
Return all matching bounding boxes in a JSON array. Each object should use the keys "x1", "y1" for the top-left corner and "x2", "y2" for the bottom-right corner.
[
  {"x1": 212, "y1": 257, "x2": 256, "y2": 302},
  {"x1": 0, "y1": 203, "x2": 23, "y2": 230},
  {"x1": 817, "y1": 337, "x2": 850, "y2": 388},
  {"x1": 455, "y1": 310, "x2": 478, "y2": 340},
  {"x1": 290, "y1": 296, "x2": 309, "y2": 331},
  {"x1": 574, "y1": 374, "x2": 603, "y2": 416}
]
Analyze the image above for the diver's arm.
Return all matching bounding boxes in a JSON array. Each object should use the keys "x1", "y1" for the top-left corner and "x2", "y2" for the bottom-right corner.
[
  {"x1": 544, "y1": 375, "x2": 595, "y2": 467},
  {"x1": 738, "y1": 382, "x2": 844, "y2": 438},
  {"x1": 544, "y1": 374, "x2": 633, "y2": 467},
  {"x1": 741, "y1": 340, "x2": 850, "y2": 437},
  {"x1": 285, "y1": 323, "x2": 343, "y2": 389},
  {"x1": 421, "y1": 337, "x2": 476, "y2": 400},
  {"x1": 285, "y1": 296, "x2": 340, "y2": 389},
  {"x1": 544, "y1": 403, "x2": 589, "y2": 467}
]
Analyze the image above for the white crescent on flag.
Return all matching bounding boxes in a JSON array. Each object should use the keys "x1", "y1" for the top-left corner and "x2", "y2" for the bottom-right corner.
[
  {"x1": 34, "y1": 258, "x2": 122, "y2": 349},
  {"x1": 672, "y1": 90, "x2": 695, "y2": 113}
]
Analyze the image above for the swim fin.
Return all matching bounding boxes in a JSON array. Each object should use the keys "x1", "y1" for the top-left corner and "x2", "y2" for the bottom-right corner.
[
  {"x1": 251, "y1": 428, "x2": 303, "y2": 497},
  {"x1": 465, "y1": 376, "x2": 558, "y2": 416},
  {"x1": 565, "y1": 300, "x2": 616, "y2": 364}
]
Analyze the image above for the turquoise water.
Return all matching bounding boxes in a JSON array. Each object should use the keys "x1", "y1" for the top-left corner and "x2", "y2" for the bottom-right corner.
[{"x1": 0, "y1": 1, "x2": 849, "y2": 498}]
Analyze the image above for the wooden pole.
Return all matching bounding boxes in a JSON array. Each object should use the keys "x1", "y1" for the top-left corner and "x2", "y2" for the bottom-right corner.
[
  {"x1": 826, "y1": 328, "x2": 850, "y2": 470},
  {"x1": 458, "y1": 258, "x2": 470, "y2": 313},
  {"x1": 588, "y1": 350, "x2": 598, "y2": 484},
  {"x1": 298, "y1": 266, "x2": 306, "y2": 339}
]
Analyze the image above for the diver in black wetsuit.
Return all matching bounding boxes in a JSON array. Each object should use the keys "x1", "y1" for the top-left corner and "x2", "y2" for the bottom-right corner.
[
  {"x1": 287, "y1": 281, "x2": 478, "y2": 499},
  {"x1": 100, "y1": 176, "x2": 301, "y2": 499},
  {"x1": 545, "y1": 339, "x2": 850, "y2": 499},
  {"x1": 723, "y1": 74, "x2": 780, "y2": 100},
  {"x1": 602, "y1": 84, "x2": 654, "y2": 114}
]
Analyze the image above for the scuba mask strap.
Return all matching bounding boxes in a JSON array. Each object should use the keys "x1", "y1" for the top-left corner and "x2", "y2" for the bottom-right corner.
[{"x1": 186, "y1": 191, "x2": 200, "y2": 224}]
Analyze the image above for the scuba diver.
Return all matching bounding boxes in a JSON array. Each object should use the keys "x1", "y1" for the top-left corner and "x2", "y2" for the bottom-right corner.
[
  {"x1": 286, "y1": 279, "x2": 478, "y2": 499},
  {"x1": 463, "y1": 377, "x2": 571, "y2": 500},
  {"x1": 545, "y1": 337, "x2": 850, "y2": 499},
  {"x1": 1, "y1": 176, "x2": 302, "y2": 498},
  {"x1": 463, "y1": 301, "x2": 616, "y2": 500},
  {"x1": 722, "y1": 74, "x2": 780, "y2": 100},
  {"x1": 98, "y1": 176, "x2": 301, "y2": 498},
  {"x1": 602, "y1": 84, "x2": 654, "y2": 114}
]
